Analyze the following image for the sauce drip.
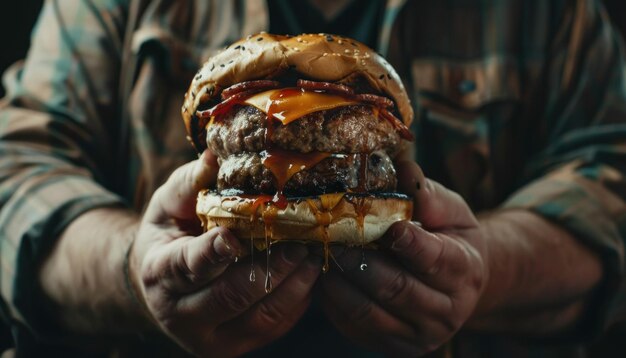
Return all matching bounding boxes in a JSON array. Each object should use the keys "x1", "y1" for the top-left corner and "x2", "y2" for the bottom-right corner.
[
  {"x1": 265, "y1": 243, "x2": 273, "y2": 293},
  {"x1": 262, "y1": 149, "x2": 331, "y2": 207},
  {"x1": 262, "y1": 206, "x2": 278, "y2": 293},
  {"x1": 249, "y1": 232, "x2": 256, "y2": 282},
  {"x1": 351, "y1": 196, "x2": 372, "y2": 271},
  {"x1": 250, "y1": 195, "x2": 275, "y2": 220},
  {"x1": 306, "y1": 193, "x2": 345, "y2": 273}
]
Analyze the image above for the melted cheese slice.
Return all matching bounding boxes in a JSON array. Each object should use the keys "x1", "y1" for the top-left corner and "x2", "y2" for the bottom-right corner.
[{"x1": 244, "y1": 89, "x2": 357, "y2": 124}]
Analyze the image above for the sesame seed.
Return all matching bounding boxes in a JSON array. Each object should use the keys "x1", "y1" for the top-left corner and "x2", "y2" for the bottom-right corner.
[
  {"x1": 344, "y1": 49, "x2": 351, "y2": 53},
  {"x1": 210, "y1": 64, "x2": 215, "y2": 71},
  {"x1": 323, "y1": 53, "x2": 328, "y2": 56},
  {"x1": 220, "y1": 64, "x2": 225, "y2": 68},
  {"x1": 257, "y1": 37, "x2": 263, "y2": 41},
  {"x1": 241, "y1": 46, "x2": 245, "y2": 50},
  {"x1": 297, "y1": 37, "x2": 303, "y2": 42},
  {"x1": 338, "y1": 40, "x2": 343, "y2": 45},
  {"x1": 228, "y1": 60, "x2": 234, "y2": 64},
  {"x1": 234, "y1": 45, "x2": 241, "y2": 50}
]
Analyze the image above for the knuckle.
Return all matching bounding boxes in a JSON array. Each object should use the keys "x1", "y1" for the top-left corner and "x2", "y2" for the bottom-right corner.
[
  {"x1": 427, "y1": 239, "x2": 446, "y2": 275},
  {"x1": 448, "y1": 242, "x2": 471, "y2": 276},
  {"x1": 439, "y1": 296, "x2": 464, "y2": 334},
  {"x1": 211, "y1": 280, "x2": 254, "y2": 314},
  {"x1": 268, "y1": 250, "x2": 302, "y2": 280},
  {"x1": 174, "y1": 246, "x2": 199, "y2": 285},
  {"x1": 255, "y1": 300, "x2": 287, "y2": 328},
  {"x1": 379, "y1": 271, "x2": 409, "y2": 304},
  {"x1": 347, "y1": 298, "x2": 375, "y2": 323},
  {"x1": 419, "y1": 343, "x2": 445, "y2": 356},
  {"x1": 441, "y1": 313, "x2": 464, "y2": 334}
]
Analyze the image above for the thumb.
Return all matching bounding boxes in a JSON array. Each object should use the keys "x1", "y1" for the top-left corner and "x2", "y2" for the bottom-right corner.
[
  {"x1": 146, "y1": 150, "x2": 218, "y2": 223},
  {"x1": 395, "y1": 160, "x2": 476, "y2": 230},
  {"x1": 152, "y1": 227, "x2": 242, "y2": 294}
]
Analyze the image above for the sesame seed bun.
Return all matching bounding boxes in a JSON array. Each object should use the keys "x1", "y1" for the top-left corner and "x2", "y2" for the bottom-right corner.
[{"x1": 182, "y1": 33, "x2": 413, "y2": 152}]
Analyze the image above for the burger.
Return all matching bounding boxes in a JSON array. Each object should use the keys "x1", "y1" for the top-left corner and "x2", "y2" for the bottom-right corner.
[{"x1": 182, "y1": 33, "x2": 414, "y2": 270}]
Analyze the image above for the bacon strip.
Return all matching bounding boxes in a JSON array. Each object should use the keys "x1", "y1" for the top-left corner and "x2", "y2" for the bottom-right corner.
[
  {"x1": 380, "y1": 109, "x2": 414, "y2": 141},
  {"x1": 296, "y1": 79, "x2": 354, "y2": 95},
  {"x1": 197, "y1": 89, "x2": 259, "y2": 119},
  {"x1": 221, "y1": 80, "x2": 281, "y2": 100},
  {"x1": 200, "y1": 78, "x2": 414, "y2": 142},
  {"x1": 353, "y1": 93, "x2": 394, "y2": 108}
]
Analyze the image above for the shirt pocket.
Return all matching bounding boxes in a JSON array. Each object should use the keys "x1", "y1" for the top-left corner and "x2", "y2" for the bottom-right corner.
[{"x1": 410, "y1": 56, "x2": 523, "y2": 209}]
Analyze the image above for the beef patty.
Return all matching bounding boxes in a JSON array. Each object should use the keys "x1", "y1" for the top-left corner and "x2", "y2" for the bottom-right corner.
[
  {"x1": 217, "y1": 151, "x2": 397, "y2": 196},
  {"x1": 206, "y1": 105, "x2": 400, "y2": 157}
]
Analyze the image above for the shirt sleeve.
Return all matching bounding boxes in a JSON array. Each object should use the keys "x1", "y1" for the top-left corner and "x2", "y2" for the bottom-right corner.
[
  {"x1": 0, "y1": 0, "x2": 128, "y2": 339},
  {"x1": 502, "y1": 0, "x2": 626, "y2": 338}
]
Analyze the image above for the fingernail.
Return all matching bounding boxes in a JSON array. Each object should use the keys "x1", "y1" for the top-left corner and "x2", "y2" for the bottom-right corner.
[
  {"x1": 282, "y1": 245, "x2": 308, "y2": 265},
  {"x1": 214, "y1": 235, "x2": 234, "y2": 261},
  {"x1": 391, "y1": 223, "x2": 414, "y2": 251}
]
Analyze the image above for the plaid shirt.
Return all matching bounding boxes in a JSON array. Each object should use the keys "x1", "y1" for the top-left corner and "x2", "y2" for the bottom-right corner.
[{"x1": 1, "y1": 0, "x2": 626, "y2": 356}]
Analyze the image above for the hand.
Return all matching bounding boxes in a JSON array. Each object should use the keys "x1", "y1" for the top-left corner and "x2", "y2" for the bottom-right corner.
[
  {"x1": 130, "y1": 151, "x2": 322, "y2": 357},
  {"x1": 320, "y1": 161, "x2": 488, "y2": 356}
]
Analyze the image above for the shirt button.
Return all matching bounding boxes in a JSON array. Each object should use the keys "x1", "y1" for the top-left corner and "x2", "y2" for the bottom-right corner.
[{"x1": 458, "y1": 79, "x2": 476, "y2": 94}]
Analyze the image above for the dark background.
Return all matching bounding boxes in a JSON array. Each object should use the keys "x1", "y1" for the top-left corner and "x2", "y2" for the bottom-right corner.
[
  {"x1": 0, "y1": 0, "x2": 44, "y2": 97},
  {"x1": 1, "y1": 0, "x2": 625, "y2": 97}
]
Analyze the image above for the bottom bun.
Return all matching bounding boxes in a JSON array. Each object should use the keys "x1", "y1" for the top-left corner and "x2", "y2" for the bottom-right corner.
[{"x1": 196, "y1": 191, "x2": 413, "y2": 246}]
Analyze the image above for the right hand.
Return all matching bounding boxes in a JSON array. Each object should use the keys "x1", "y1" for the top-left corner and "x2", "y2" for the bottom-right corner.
[{"x1": 130, "y1": 151, "x2": 322, "y2": 357}]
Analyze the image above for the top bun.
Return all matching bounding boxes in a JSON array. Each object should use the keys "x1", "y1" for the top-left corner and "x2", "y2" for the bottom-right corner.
[{"x1": 182, "y1": 33, "x2": 414, "y2": 151}]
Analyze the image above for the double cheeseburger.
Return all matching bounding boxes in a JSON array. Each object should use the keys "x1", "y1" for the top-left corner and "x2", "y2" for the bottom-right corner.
[{"x1": 182, "y1": 33, "x2": 414, "y2": 256}]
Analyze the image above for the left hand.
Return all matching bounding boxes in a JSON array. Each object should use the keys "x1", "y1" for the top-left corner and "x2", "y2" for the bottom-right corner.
[{"x1": 319, "y1": 161, "x2": 489, "y2": 356}]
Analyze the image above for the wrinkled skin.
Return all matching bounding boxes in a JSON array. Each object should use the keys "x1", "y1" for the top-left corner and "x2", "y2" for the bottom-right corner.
[
  {"x1": 130, "y1": 151, "x2": 322, "y2": 357},
  {"x1": 319, "y1": 161, "x2": 488, "y2": 356},
  {"x1": 129, "y1": 150, "x2": 487, "y2": 357}
]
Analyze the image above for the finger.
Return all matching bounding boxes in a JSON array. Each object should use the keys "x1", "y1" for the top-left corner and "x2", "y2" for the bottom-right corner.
[
  {"x1": 174, "y1": 243, "x2": 309, "y2": 327},
  {"x1": 320, "y1": 273, "x2": 430, "y2": 356},
  {"x1": 142, "y1": 227, "x2": 242, "y2": 294},
  {"x1": 396, "y1": 160, "x2": 477, "y2": 230},
  {"x1": 211, "y1": 257, "x2": 322, "y2": 356},
  {"x1": 146, "y1": 150, "x2": 218, "y2": 223},
  {"x1": 331, "y1": 248, "x2": 455, "y2": 326},
  {"x1": 380, "y1": 221, "x2": 482, "y2": 293},
  {"x1": 395, "y1": 159, "x2": 425, "y2": 197}
]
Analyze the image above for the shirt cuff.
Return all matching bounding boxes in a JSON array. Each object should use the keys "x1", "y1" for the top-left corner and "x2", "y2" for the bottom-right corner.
[
  {"x1": 0, "y1": 175, "x2": 125, "y2": 340},
  {"x1": 502, "y1": 169, "x2": 626, "y2": 340}
]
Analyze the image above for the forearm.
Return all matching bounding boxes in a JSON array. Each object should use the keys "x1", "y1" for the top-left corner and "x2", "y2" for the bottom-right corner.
[
  {"x1": 39, "y1": 207, "x2": 152, "y2": 336},
  {"x1": 469, "y1": 209, "x2": 603, "y2": 335}
]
